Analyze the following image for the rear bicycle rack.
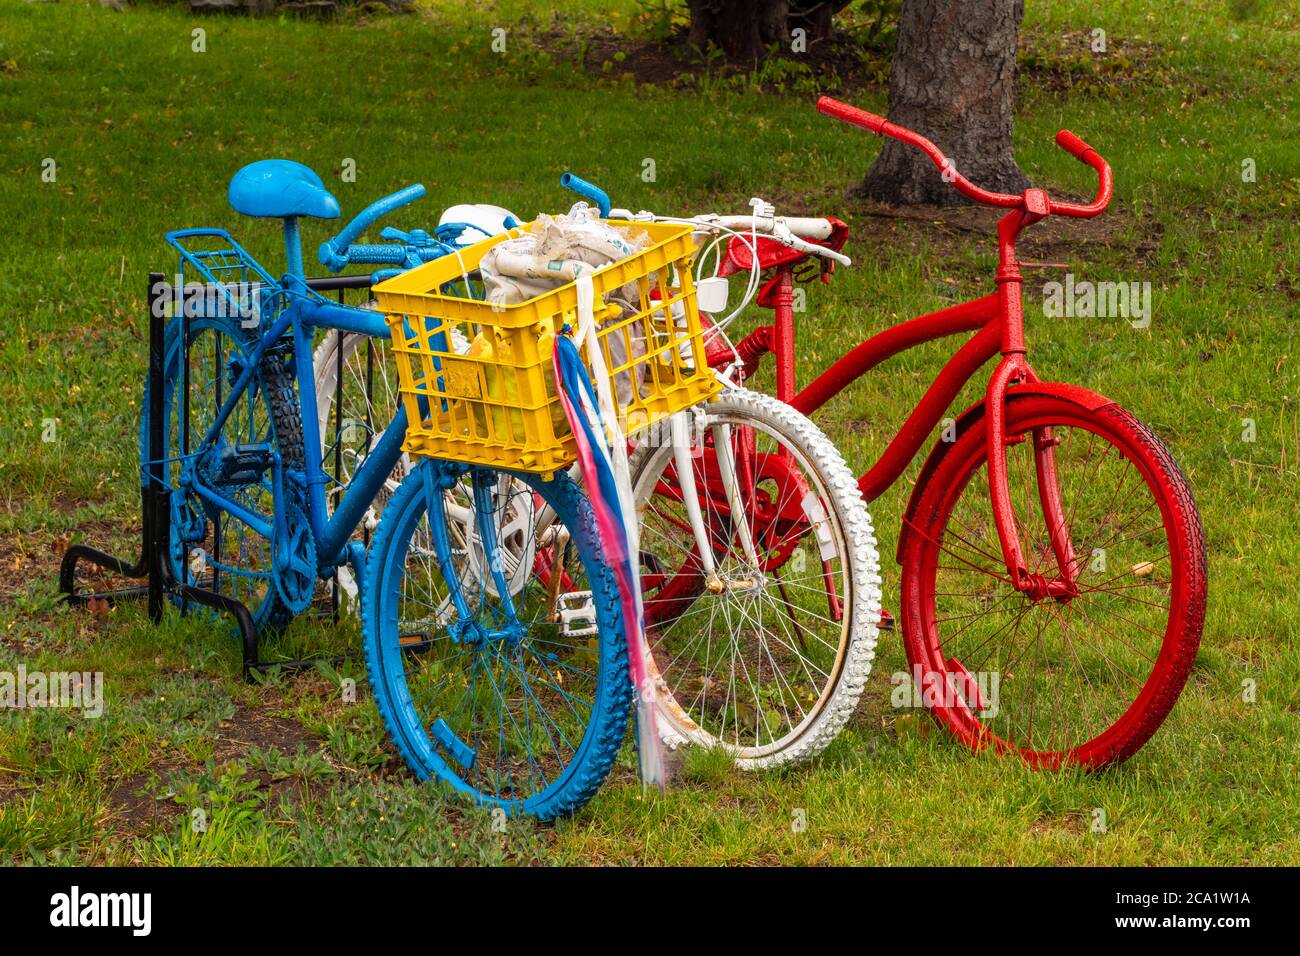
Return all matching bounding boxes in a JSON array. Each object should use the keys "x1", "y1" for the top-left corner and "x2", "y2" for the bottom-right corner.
[{"x1": 58, "y1": 270, "x2": 375, "y2": 680}]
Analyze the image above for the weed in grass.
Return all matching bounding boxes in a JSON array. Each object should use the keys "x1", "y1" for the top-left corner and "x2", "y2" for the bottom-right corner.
[
  {"x1": 288, "y1": 778, "x2": 548, "y2": 866},
  {"x1": 119, "y1": 674, "x2": 236, "y2": 749},
  {"x1": 136, "y1": 758, "x2": 291, "y2": 866},
  {"x1": 324, "y1": 711, "x2": 392, "y2": 772},
  {"x1": 245, "y1": 743, "x2": 337, "y2": 783}
]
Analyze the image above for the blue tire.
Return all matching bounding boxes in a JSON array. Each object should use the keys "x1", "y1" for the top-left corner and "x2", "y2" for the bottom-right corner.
[{"x1": 361, "y1": 461, "x2": 631, "y2": 820}]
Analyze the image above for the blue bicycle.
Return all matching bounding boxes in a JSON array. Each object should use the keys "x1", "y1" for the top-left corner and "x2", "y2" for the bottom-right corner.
[{"x1": 145, "y1": 160, "x2": 630, "y2": 818}]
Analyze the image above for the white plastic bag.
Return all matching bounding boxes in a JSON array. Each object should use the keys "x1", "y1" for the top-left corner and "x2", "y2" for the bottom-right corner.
[{"x1": 478, "y1": 203, "x2": 652, "y2": 404}]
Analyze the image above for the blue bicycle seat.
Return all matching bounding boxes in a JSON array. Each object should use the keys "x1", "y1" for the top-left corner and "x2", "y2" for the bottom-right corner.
[{"x1": 228, "y1": 160, "x2": 341, "y2": 220}]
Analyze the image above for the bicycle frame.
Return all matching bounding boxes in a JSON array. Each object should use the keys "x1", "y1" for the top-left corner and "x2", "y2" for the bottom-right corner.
[
  {"x1": 746, "y1": 201, "x2": 1079, "y2": 598},
  {"x1": 178, "y1": 277, "x2": 405, "y2": 575}
]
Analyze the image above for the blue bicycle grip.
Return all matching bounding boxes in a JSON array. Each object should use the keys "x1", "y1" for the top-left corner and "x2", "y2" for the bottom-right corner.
[
  {"x1": 319, "y1": 183, "x2": 426, "y2": 270},
  {"x1": 344, "y1": 244, "x2": 410, "y2": 266},
  {"x1": 560, "y1": 172, "x2": 611, "y2": 217}
]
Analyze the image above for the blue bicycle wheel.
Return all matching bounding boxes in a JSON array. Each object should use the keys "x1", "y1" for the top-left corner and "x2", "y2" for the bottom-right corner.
[
  {"x1": 140, "y1": 314, "x2": 307, "y2": 631},
  {"x1": 362, "y1": 460, "x2": 631, "y2": 820}
]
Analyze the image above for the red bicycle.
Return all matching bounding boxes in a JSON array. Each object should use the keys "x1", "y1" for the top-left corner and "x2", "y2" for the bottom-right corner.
[{"x1": 607, "y1": 97, "x2": 1207, "y2": 768}]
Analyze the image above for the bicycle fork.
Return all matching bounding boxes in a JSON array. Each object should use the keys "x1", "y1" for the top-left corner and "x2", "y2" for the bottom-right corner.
[
  {"x1": 422, "y1": 462, "x2": 528, "y2": 645},
  {"x1": 670, "y1": 412, "x2": 764, "y2": 593},
  {"x1": 985, "y1": 360, "x2": 1079, "y2": 601}
]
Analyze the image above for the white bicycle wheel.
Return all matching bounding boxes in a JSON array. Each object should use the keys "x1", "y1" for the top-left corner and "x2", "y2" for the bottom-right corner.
[
  {"x1": 312, "y1": 327, "x2": 411, "y2": 605},
  {"x1": 632, "y1": 388, "x2": 882, "y2": 768}
]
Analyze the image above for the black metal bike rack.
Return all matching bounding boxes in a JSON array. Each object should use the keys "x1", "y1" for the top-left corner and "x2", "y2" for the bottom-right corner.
[{"x1": 59, "y1": 271, "x2": 375, "y2": 680}]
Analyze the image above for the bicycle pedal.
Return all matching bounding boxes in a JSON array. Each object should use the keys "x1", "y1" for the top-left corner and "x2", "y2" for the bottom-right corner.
[
  {"x1": 556, "y1": 590, "x2": 597, "y2": 637},
  {"x1": 207, "y1": 442, "x2": 275, "y2": 485},
  {"x1": 877, "y1": 607, "x2": 896, "y2": 631},
  {"x1": 430, "y1": 717, "x2": 476, "y2": 771}
]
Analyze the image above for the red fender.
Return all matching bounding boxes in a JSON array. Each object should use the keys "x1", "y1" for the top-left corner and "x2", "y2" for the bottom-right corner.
[{"x1": 895, "y1": 381, "x2": 1115, "y2": 565}]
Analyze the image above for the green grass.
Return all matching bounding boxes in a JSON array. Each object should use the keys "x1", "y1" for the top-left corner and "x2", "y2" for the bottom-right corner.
[{"x1": 1, "y1": 0, "x2": 1297, "y2": 865}]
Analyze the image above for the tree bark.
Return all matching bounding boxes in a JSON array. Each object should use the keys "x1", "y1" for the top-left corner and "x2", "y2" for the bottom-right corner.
[{"x1": 862, "y1": 0, "x2": 1030, "y2": 206}]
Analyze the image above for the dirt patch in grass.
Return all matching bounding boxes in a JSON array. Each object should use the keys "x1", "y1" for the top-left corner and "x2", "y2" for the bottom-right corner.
[
  {"x1": 1030, "y1": 811, "x2": 1088, "y2": 837},
  {"x1": 212, "y1": 702, "x2": 321, "y2": 760},
  {"x1": 108, "y1": 772, "x2": 185, "y2": 838},
  {"x1": 107, "y1": 699, "x2": 325, "y2": 839},
  {"x1": 0, "y1": 769, "x2": 23, "y2": 808},
  {"x1": 1018, "y1": 28, "x2": 1187, "y2": 99},
  {"x1": 526, "y1": 20, "x2": 1182, "y2": 101},
  {"x1": 0, "y1": 517, "x2": 138, "y2": 603},
  {"x1": 848, "y1": 203, "x2": 1138, "y2": 274},
  {"x1": 735, "y1": 179, "x2": 1160, "y2": 282},
  {"x1": 0, "y1": 517, "x2": 145, "y2": 656}
]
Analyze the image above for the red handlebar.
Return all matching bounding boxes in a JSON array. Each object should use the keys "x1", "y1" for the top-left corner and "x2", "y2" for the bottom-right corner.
[
  {"x1": 1054, "y1": 129, "x2": 1093, "y2": 161},
  {"x1": 815, "y1": 95, "x2": 1112, "y2": 220},
  {"x1": 1048, "y1": 129, "x2": 1112, "y2": 218},
  {"x1": 815, "y1": 96, "x2": 888, "y2": 135}
]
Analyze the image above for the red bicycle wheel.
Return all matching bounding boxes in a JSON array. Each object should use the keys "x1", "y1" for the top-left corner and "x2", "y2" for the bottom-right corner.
[{"x1": 899, "y1": 392, "x2": 1206, "y2": 767}]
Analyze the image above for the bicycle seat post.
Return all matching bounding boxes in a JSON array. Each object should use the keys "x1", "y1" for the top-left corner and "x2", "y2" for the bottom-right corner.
[{"x1": 282, "y1": 216, "x2": 305, "y2": 279}]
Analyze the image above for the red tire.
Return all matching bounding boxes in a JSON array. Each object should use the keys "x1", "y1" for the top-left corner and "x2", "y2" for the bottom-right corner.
[{"x1": 899, "y1": 393, "x2": 1206, "y2": 768}]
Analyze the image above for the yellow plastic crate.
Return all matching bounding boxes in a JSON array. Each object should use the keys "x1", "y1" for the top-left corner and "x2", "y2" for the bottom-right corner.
[{"x1": 373, "y1": 219, "x2": 721, "y2": 476}]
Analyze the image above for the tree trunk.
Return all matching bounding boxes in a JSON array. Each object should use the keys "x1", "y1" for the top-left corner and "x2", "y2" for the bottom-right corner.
[
  {"x1": 687, "y1": 0, "x2": 775, "y2": 63},
  {"x1": 686, "y1": 0, "x2": 849, "y2": 63},
  {"x1": 862, "y1": 0, "x2": 1029, "y2": 206},
  {"x1": 791, "y1": 0, "x2": 843, "y2": 42}
]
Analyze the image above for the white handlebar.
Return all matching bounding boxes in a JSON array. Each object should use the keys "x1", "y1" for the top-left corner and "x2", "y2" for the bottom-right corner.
[
  {"x1": 607, "y1": 206, "x2": 849, "y2": 265},
  {"x1": 709, "y1": 214, "x2": 835, "y2": 240},
  {"x1": 604, "y1": 200, "x2": 848, "y2": 336},
  {"x1": 693, "y1": 214, "x2": 851, "y2": 267}
]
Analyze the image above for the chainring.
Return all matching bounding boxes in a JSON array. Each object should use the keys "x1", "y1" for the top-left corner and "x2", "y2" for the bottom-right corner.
[{"x1": 273, "y1": 501, "x2": 317, "y2": 614}]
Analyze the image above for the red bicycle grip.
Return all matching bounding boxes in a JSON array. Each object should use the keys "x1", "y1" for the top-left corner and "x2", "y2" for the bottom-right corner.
[
  {"x1": 816, "y1": 96, "x2": 887, "y2": 135},
  {"x1": 1055, "y1": 129, "x2": 1096, "y2": 161}
]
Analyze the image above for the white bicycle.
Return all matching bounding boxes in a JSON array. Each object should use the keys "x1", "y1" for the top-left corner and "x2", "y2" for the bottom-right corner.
[{"x1": 311, "y1": 189, "x2": 882, "y2": 769}]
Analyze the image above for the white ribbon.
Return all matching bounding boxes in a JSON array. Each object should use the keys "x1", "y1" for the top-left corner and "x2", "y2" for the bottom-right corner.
[{"x1": 575, "y1": 274, "x2": 661, "y2": 789}]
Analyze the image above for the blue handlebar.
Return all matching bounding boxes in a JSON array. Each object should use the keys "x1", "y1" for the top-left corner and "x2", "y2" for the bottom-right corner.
[
  {"x1": 319, "y1": 183, "x2": 426, "y2": 271},
  {"x1": 560, "y1": 172, "x2": 611, "y2": 217}
]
